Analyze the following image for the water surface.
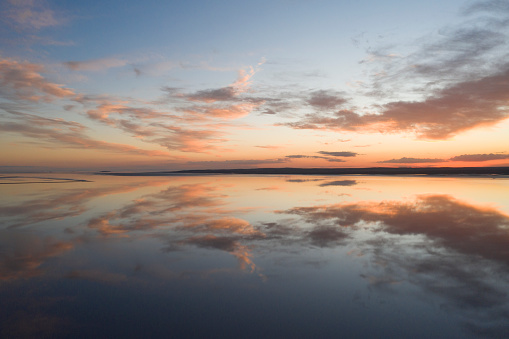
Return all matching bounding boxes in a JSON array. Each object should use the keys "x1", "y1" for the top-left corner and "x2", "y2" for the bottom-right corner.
[{"x1": 1, "y1": 174, "x2": 509, "y2": 338}]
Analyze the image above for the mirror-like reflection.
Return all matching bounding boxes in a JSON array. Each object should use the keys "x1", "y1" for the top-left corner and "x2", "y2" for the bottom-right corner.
[{"x1": 1, "y1": 174, "x2": 509, "y2": 338}]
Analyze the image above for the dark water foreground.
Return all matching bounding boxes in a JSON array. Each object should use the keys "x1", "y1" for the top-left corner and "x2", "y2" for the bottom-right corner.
[{"x1": 1, "y1": 174, "x2": 509, "y2": 338}]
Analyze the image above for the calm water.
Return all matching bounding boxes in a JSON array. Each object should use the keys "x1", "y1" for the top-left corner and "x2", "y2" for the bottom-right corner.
[{"x1": 1, "y1": 174, "x2": 509, "y2": 338}]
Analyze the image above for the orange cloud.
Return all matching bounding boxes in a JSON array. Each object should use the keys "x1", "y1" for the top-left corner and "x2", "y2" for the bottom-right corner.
[
  {"x1": 200, "y1": 102, "x2": 260, "y2": 119},
  {"x1": 0, "y1": 111, "x2": 171, "y2": 157},
  {"x1": 283, "y1": 67, "x2": 509, "y2": 139},
  {"x1": 0, "y1": 58, "x2": 75, "y2": 102}
]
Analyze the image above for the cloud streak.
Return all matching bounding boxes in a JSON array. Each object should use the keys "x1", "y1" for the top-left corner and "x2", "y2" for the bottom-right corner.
[
  {"x1": 0, "y1": 58, "x2": 75, "y2": 102},
  {"x1": 378, "y1": 157, "x2": 446, "y2": 164},
  {"x1": 2, "y1": 0, "x2": 65, "y2": 30},
  {"x1": 317, "y1": 151, "x2": 357, "y2": 157},
  {"x1": 64, "y1": 57, "x2": 128, "y2": 72},
  {"x1": 449, "y1": 153, "x2": 509, "y2": 162},
  {"x1": 0, "y1": 111, "x2": 171, "y2": 157}
]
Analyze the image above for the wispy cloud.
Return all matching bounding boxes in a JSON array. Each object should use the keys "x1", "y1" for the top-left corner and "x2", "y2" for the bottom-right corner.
[
  {"x1": 82, "y1": 99, "x2": 232, "y2": 153},
  {"x1": 176, "y1": 64, "x2": 261, "y2": 103},
  {"x1": 186, "y1": 158, "x2": 289, "y2": 168},
  {"x1": 307, "y1": 90, "x2": 347, "y2": 110},
  {"x1": 71, "y1": 62, "x2": 266, "y2": 153},
  {"x1": 285, "y1": 154, "x2": 347, "y2": 163},
  {"x1": 0, "y1": 58, "x2": 75, "y2": 102},
  {"x1": 279, "y1": 2, "x2": 509, "y2": 140},
  {"x1": 64, "y1": 57, "x2": 128, "y2": 72},
  {"x1": 255, "y1": 145, "x2": 282, "y2": 149},
  {"x1": 283, "y1": 66, "x2": 509, "y2": 139},
  {"x1": 2, "y1": 0, "x2": 65, "y2": 30},
  {"x1": 0, "y1": 110, "x2": 172, "y2": 157},
  {"x1": 449, "y1": 153, "x2": 509, "y2": 162},
  {"x1": 378, "y1": 157, "x2": 446, "y2": 164},
  {"x1": 317, "y1": 151, "x2": 357, "y2": 157}
]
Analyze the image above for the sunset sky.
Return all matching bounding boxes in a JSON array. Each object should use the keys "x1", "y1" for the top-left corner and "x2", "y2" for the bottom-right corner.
[{"x1": 1, "y1": 0, "x2": 509, "y2": 171}]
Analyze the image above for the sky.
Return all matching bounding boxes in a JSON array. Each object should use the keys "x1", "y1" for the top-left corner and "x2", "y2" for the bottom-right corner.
[{"x1": 1, "y1": 0, "x2": 509, "y2": 171}]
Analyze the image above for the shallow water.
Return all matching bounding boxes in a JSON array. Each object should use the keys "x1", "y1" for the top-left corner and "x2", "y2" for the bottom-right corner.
[{"x1": 1, "y1": 174, "x2": 509, "y2": 338}]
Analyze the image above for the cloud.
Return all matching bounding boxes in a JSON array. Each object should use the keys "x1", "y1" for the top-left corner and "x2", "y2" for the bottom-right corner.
[
  {"x1": 186, "y1": 87, "x2": 237, "y2": 103},
  {"x1": 283, "y1": 66, "x2": 509, "y2": 139},
  {"x1": 285, "y1": 154, "x2": 316, "y2": 159},
  {"x1": 0, "y1": 58, "x2": 75, "y2": 102},
  {"x1": 64, "y1": 57, "x2": 128, "y2": 72},
  {"x1": 83, "y1": 100, "x2": 232, "y2": 153},
  {"x1": 186, "y1": 158, "x2": 289, "y2": 168},
  {"x1": 179, "y1": 65, "x2": 259, "y2": 103},
  {"x1": 462, "y1": 0, "x2": 509, "y2": 17},
  {"x1": 76, "y1": 63, "x2": 265, "y2": 154},
  {"x1": 2, "y1": 0, "x2": 65, "y2": 30},
  {"x1": 317, "y1": 151, "x2": 358, "y2": 157},
  {"x1": 276, "y1": 3, "x2": 509, "y2": 140},
  {"x1": 378, "y1": 157, "x2": 446, "y2": 164},
  {"x1": 285, "y1": 154, "x2": 346, "y2": 162},
  {"x1": 307, "y1": 90, "x2": 347, "y2": 110},
  {"x1": 0, "y1": 111, "x2": 171, "y2": 157},
  {"x1": 190, "y1": 102, "x2": 261, "y2": 119},
  {"x1": 449, "y1": 153, "x2": 509, "y2": 162},
  {"x1": 255, "y1": 145, "x2": 281, "y2": 149}
]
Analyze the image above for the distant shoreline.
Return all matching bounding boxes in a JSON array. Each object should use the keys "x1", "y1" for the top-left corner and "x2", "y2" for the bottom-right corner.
[{"x1": 96, "y1": 167, "x2": 509, "y2": 176}]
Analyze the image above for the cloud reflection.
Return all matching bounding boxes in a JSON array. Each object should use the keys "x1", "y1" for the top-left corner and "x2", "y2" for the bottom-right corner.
[
  {"x1": 0, "y1": 230, "x2": 73, "y2": 280},
  {"x1": 84, "y1": 182, "x2": 264, "y2": 274},
  {"x1": 279, "y1": 194, "x2": 509, "y2": 336},
  {"x1": 3, "y1": 176, "x2": 509, "y2": 336}
]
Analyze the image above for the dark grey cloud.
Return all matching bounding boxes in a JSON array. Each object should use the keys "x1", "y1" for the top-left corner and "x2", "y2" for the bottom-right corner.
[
  {"x1": 378, "y1": 157, "x2": 446, "y2": 164},
  {"x1": 186, "y1": 87, "x2": 237, "y2": 102},
  {"x1": 286, "y1": 179, "x2": 323, "y2": 183},
  {"x1": 462, "y1": 0, "x2": 509, "y2": 15},
  {"x1": 286, "y1": 154, "x2": 316, "y2": 159},
  {"x1": 449, "y1": 153, "x2": 509, "y2": 162},
  {"x1": 161, "y1": 86, "x2": 182, "y2": 95},
  {"x1": 285, "y1": 154, "x2": 348, "y2": 162},
  {"x1": 307, "y1": 90, "x2": 347, "y2": 110},
  {"x1": 317, "y1": 151, "x2": 358, "y2": 157}
]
